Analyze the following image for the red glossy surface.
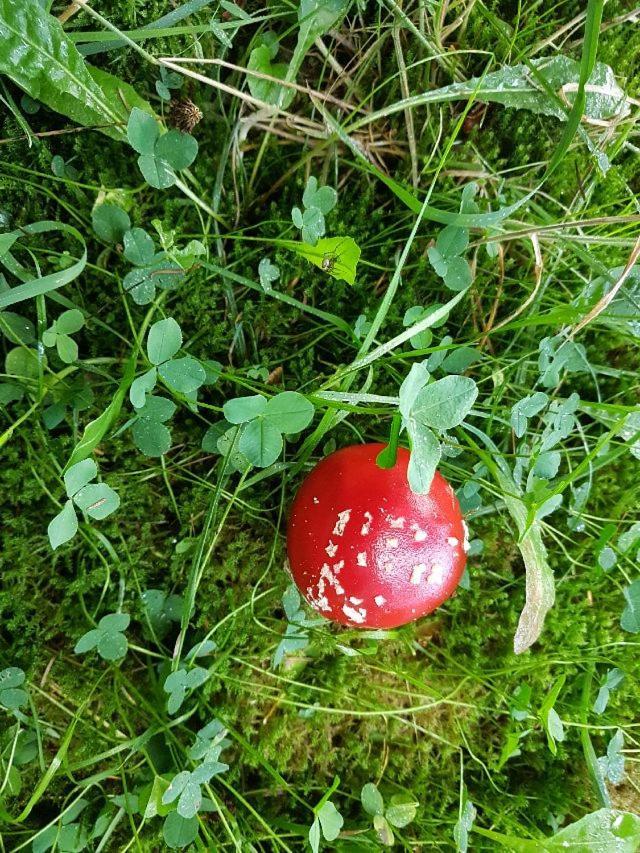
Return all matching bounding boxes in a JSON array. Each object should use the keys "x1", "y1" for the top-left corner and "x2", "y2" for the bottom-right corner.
[{"x1": 286, "y1": 443, "x2": 468, "y2": 629}]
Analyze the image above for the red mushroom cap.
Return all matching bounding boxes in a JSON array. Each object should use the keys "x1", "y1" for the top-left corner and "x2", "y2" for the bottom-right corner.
[{"x1": 286, "y1": 443, "x2": 468, "y2": 629}]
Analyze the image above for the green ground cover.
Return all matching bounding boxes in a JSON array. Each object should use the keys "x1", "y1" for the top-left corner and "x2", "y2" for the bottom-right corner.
[{"x1": 0, "y1": 0, "x2": 639, "y2": 850}]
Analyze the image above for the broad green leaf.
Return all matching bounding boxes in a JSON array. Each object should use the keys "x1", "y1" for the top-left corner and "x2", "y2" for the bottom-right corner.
[
  {"x1": 56, "y1": 334, "x2": 78, "y2": 364},
  {"x1": 147, "y1": 317, "x2": 183, "y2": 365},
  {"x1": 309, "y1": 818, "x2": 321, "y2": 853},
  {"x1": 436, "y1": 225, "x2": 469, "y2": 258},
  {"x1": 158, "y1": 356, "x2": 206, "y2": 394},
  {"x1": 399, "y1": 362, "x2": 430, "y2": 420},
  {"x1": 98, "y1": 612, "x2": 130, "y2": 633},
  {"x1": 361, "y1": 782, "x2": 384, "y2": 816},
  {"x1": 548, "y1": 809, "x2": 640, "y2": 851},
  {"x1": 132, "y1": 417, "x2": 172, "y2": 457},
  {"x1": 124, "y1": 228, "x2": 155, "y2": 266},
  {"x1": 5, "y1": 346, "x2": 40, "y2": 379},
  {"x1": 130, "y1": 367, "x2": 158, "y2": 409},
  {"x1": 177, "y1": 779, "x2": 202, "y2": 819},
  {"x1": 163, "y1": 812, "x2": 199, "y2": 849},
  {"x1": 223, "y1": 395, "x2": 267, "y2": 424},
  {"x1": 55, "y1": 309, "x2": 84, "y2": 335},
  {"x1": 0, "y1": 667, "x2": 25, "y2": 690},
  {"x1": 127, "y1": 108, "x2": 159, "y2": 154},
  {"x1": 264, "y1": 391, "x2": 314, "y2": 433},
  {"x1": 407, "y1": 421, "x2": 441, "y2": 494},
  {"x1": 74, "y1": 628, "x2": 100, "y2": 654},
  {"x1": 247, "y1": 42, "x2": 288, "y2": 104},
  {"x1": 0, "y1": 687, "x2": 28, "y2": 710},
  {"x1": 73, "y1": 482, "x2": 120, "y2": 519},
  {"x1": 0, "y1": 311, "x2": 36, "y2": 345},
  {"x1": 303, "y1": 176, "x2": 337, "y2": 214},
  {"x1": 318, "y1": 800, "x2": 343, "y2": 841},
  {"x1": 138, "y1": 153, "x2": 176, "y2": 189},
  {"x1": 282, "y1": 236, "x2": 361, "y2": 285},
  {"x1": 444, "y1": 256, "x2": 473, "y2": 291},
  {"x1": 412, "y1": 375, "x2": 478, "y2": 431},
  {"x1": 97, "y1": 631, "x2": 128, "y2": 661},
  {"x1": 48, "y1": 500, "x2": 78, "y2": 549},
  {"x1": 155, "y1": 130, "x2": 198, "y2": 171},
  {"x1": 238, "y1": 418, "x2": 283, "y2": 467},
  {"x1": 64, "y1": 458, "x2": 97, "y2": 497},
  {"x1": 92, "y1": 203, "x2": 131, "y2": 243},
  {"x1": 386, "y1": 795, "x2": 418, "y2": 828},
  {"x1": 620, "y1": 580, "x2": 640, "y2": 633},
  {"x1": 374, "y1": 814, "x2": 394, "y2": 846},
  {"x1": 0, "y1": 0, "x2": 133, "y2": 138}
]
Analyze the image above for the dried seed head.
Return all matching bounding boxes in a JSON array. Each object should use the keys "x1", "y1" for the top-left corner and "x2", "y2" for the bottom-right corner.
[{"x1": 168, "y1": 98, "x2": 203, "y2": 133}]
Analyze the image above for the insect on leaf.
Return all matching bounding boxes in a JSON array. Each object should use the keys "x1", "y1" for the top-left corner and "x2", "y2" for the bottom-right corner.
[{"x1": 283, "y1": 236, "x2": 361, "y2": 285}]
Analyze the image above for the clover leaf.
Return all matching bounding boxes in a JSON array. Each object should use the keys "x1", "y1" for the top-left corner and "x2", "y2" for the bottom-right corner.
[
  {"x1": 258, "y1": 257, "x2": 280, "y2": 292},
  {"x1": 127, "y1": 108, "x2": 198, "y2": 190},
  {"x1": 121, "y1": 226, "x2": 185, "y2": 305},
  {"x1": 129, "y1": 318, "x2": 205, "y2": 414},
  {"x1": 74, "y1": 612, "x2": 130, "y2": 661},
  {"x1": 220, "y1": 391, "x2": 314, "y2": 468},
  {"x1": 163, "y1": 666, "x2": 209, "y2": 714},
  {"x1": 0, "y1": 667, "x2": 28, "y2": 710},
  {"x1": 42, "y1": 309, "x2": 84, "y2": 364},
  {"x1": 48, "y1": 459, "x2": 120, "y2": 550},
  {"x1": 292, "y1": 176, "x2": 337, "y2": 246},
  {"x1": 309, "y1": 799, "x2": 344, "y2": 852},
  {"x1": 131, "y1": 396, "x2": 177, "y2": 457}
]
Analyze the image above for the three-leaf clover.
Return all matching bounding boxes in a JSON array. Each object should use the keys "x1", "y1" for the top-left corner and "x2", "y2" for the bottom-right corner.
[
  {"x1": 0, "y1": 667, "x2": 28, "y2": 710},
  {"x1": 453, "y1": 786, "x2": 476, "y2": 852},
  {"x1": 593, "y1": 668, "x2": 625, "y2": 715},
  {"x1": 163, "y1": 666, "x2": 209, "y2": 714},
  {"x1": 130, "y1": 317, "x2": 206, "y2": 410},
  {"x1": 399, "y1": 364, "x2": 477, "y2": 494},
  {"x1": 131, "y1": 396, "x2": 177, "y2": 457},
  {"x1": 597, "y1": 728, "x2": 625, "y2": 784},
  {"x1": 258, "y1": 257, "x2": 280, "y2": 292},
  {"x1": 42, "y1": 309, "x2": 84, "y2": 364},
  {"x1": 247, "y1": 33, "x2": 289, "y2": 105},
  {"x1": 272, "y1": 585, "x2": 318, "y2": 668},
  {"x1": 121, "y1": 226, "x2": 185, "y2": 305},
  {"x1": 221, "y1": 391, "x2": 314, "y2": 468},
  {"x1": 292, "y1": 176, "x2": 337, "y2": 246},
  {"x1": 156, "y1": 66, "x2": 183, "y2": 101},
  {"x1": 48, "y1": 459, "x2": 120, "y2": 550},
  {"x1": 188, "y1": 719, "x2": 230, "y2": 767},
  {"x1": 74, "y1": 613, "x2": 130, "y2": 661},
  {"x1": 162, "y1": 762, "x2": 226, "y2": 819},
  {"x1": 510, "y1": 392, "x2": 549, "y2": 438},
  {"x1": 127, "y1": 108, "x2": 198, "y2": 190},
  {"x1": 428, "y1": 224, "x2": 472, "y2": 292},
  {"x1": 361, "y1": 783, "x2": 418, "y2": 846}
]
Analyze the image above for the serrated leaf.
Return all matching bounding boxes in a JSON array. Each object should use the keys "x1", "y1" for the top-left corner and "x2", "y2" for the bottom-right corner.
[{"x1": 48, "y1": 499, "x2": 78, "y2": 549}]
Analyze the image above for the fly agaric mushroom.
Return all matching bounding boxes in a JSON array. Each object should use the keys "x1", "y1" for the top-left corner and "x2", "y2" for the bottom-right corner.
[{"x1": 286, "y1": 443, "x2": 468, "y2": 629}]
